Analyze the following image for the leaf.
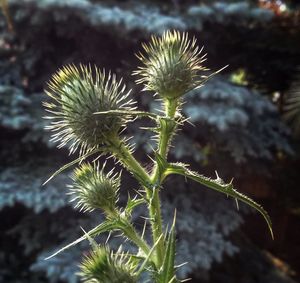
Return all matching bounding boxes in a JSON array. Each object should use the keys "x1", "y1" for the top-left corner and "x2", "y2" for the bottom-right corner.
[
  {"x1": 136, "y1": 234, "x2": 163, "y2": 277},
  {"x1": 159, "y1": 213, "x2": 177, "y2": 283},
  {"x1": 125, "y1": 195, "x2": 146, "y2": 215},
  {"x1": 94, "y1": 109, "x2": 158, "y2": 120},
  {"x1": 45, "y1": 221, "x2": 117, "y2": 260},
  {"x1": 154, "y1": 151, "x2": 168, "y2": 181},
  {"x1": 163, "y1": 163, "x2": 274, "y2": 239},
  {"x1": 43, "y1": 149, "x2": 100, "y2": 185}
]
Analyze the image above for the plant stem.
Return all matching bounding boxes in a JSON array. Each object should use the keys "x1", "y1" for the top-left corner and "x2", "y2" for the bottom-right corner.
[
  {"x1": 158, "y1": 99, "x2": 178, "y2": 158},
  {"x1": 107, "y1": 99, "x2": 178, "y2": 268},
  {"x1": 109, "y1": 138, "x2": 152, "y2": 186},
  {"x1": 149, "y1": 98, "x2": 179, "y2": 267},
  {"x1": 109, "y1": 138, "x2": 164, "y2": 266},
  {"x1": 146, "y1": 185, "x2": 163, "y2": 266},
  {"x1": 121, "y1": 219, "x2": 151, "y2": 255}
]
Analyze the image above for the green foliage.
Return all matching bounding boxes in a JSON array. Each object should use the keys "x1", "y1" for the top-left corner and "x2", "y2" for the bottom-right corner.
[
  {"x1": 152, "y1": 217, "x2": 177, "y2": 283},
  {"x1": 42, "y1": 30, "x2": 272, "y2": 283}
]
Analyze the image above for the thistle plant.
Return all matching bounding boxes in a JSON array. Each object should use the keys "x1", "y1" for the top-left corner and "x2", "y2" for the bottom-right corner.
[{"x1": 44, "y1": 30, "x2": 273, "y2": 282}]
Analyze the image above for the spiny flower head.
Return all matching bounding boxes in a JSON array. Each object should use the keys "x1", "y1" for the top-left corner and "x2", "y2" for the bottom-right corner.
[
  {"x1": 134, "y1": 30, "x2": 208, "y2": 100},
  {"x1": 69, "y1": 163, "x2": 120, "y2": 215},
  {"x1": 44, "y1": 64, "x2": 136, "y2": 155},
  {"x1": 79, "y1": 246, "x2": 138, "y2": 283}
]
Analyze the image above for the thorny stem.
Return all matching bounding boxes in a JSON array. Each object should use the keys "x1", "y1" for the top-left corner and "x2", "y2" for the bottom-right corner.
[
  {"x1": 158, "y1": 98, "x2": 179, "y2": 158},
  {"x1": 108, "y1": 137, "x2": 152, "y2": 186},
  {"x1": 120, "y1": 217, "x2": 151, "y2": 256},
  {"x1": 107, "y1": 138, "x2": 156, "y2": 256},
  {"x1": 107, "y1": 98, "x2": 179, "y2": 269},
  {"x1": 149, "y1": 98, "x2": 179, "y2": 267},
  {"x1": 105, "y1": 208, "x2": 151, "y2": 255}
]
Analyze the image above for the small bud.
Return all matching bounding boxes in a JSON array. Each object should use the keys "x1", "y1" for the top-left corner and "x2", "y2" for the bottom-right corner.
[
  {"x1": 69, "y1": 163, "x2": 120, "y2": 215},
  {"x1": 44, "y1": 64, "x2": 136, "y2": 155},
  {"x1": 134, "y1": 30, "x2": 207, "y2": 100},
  {"x1": 79, "y1": 246, "x2": 138, "y2": 283}
]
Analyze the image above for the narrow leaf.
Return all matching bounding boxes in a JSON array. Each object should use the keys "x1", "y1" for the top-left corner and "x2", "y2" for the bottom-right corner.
[
  {"x1": 45, "y1": 221, "x2": 116, "y2": 260},
  {"x1": 94, "y1": 109, "x2": 157, "y2": 120},
  {"x1": 125, "y1": 195, "x2": 145, "y2": 215},
  {"x1": 43, "y1": 149, "x2": 99, "y2": 185},
  {"x1": 136, "y1": 234, "x2": 163, "y2": 276},
  {"x1": 161, "y1": 220, "x2": 177, "y2": 283},
  {"x1": 164, "y1": 163, "x2": 273, "y2": 239}
]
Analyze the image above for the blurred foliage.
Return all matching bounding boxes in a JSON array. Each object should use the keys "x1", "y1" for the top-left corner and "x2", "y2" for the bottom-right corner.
[
  {"x1": 230, "y1": 69, "x2": 249, "y2": 86},
  {"x1": 0, "y1": 0, "x2": 13, "y2": 31}
]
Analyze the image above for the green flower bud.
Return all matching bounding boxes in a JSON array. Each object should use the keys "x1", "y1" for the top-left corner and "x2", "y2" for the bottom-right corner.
[
  {"x1": 134, "y1": 30, "x2": 207, "y2": 100},
  {"x1": 44, "y1": 64, "x2": 136, "y2": 155},
  {"x1": 79, "y1": 246, "x2": 138, "y2": 283},
  {"x1": 69, "y1": 163, "x2": 120, "y2": 215}
]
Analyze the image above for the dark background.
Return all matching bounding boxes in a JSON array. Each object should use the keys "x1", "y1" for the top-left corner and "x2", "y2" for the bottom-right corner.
[{"x1": 0, "y1": 0, "x2": 300, "y2": 282}]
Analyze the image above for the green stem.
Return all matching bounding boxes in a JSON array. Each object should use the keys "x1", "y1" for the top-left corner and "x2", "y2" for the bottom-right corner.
[
  {"x1": 149, "y1": 98, "x2": 179, "y2": 267},
  {"x1": 121, "y1": 219, "x2": 151, "y2": 255},
  {"x1": 146, "y1": 185, "x2": 163, "y2": 266},
  {"x1": 107, "y1": 138, "x2": 157, "y2": 257},
  {"x1": 107, "y1": 99, "x2": 178, "y2": 268},
  {"x1": 157, "y1": 99, "x2": 178, "y2": 158},
  {"x1": 109, "y1": 138, "x2": 152, "y2": 186}
]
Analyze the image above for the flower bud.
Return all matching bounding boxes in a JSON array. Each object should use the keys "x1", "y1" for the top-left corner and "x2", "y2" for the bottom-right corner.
[
  {"x1": 44, "y1": 64, "x2": 135, "y2": 155},
  {"x1": 69, "y1": 163, "x2": 120, "y2": 215},
  {"x1": 79, "y1": 245, "x2": 138, "y2": 283},
  {"x1": 134, "y1": 30, "x2": 208, "y2": 100}
]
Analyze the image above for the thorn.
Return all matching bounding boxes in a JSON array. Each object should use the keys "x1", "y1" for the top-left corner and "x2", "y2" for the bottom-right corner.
[
  {"x1": 105, "y1": 231, "x2": 112, "y2": 244},
  {"x1": 215, "y1": 170, "x2": 220, "y2": 179},
  {"x1": 141, "y1": 219, "x2": 147, "y2": 238},
  {"x1": 235, "y1": 199, "x2": 239, "y2": 211},
  {"x1": 42, "y1": 176, "x2": 53, "y2": 186},
  {"x1": 172, "y1": 208, "x2": 177, "y2": 228},
  {"x1": 147, "y1": 154, "x2": 155, "y2": 163},
  {"x1": 175, "y1": 261, "x2": 188, "y2": 268}
]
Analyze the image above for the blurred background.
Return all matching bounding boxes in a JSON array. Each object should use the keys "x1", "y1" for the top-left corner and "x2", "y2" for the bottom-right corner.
[{"x1": 0, "y1": 0, "x2": 300, "y2": 282}]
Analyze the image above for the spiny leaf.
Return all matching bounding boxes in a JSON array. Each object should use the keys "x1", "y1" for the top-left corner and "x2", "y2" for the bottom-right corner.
[
  {"x1": 43, "y1": 148, "x2": 100, "y2": 185},
  {"x1": 154, "y1": 151, "x2": 168, "y2": 180},
  {"x1": 125, "y1": 195, "x2": 146, "y2": 215},
  {"x1": 45, "y1": 221, "x2": 117, "y2": 260},
  {"x1": 163, "y1": 163, "x2": 274, "y2": 239},
  {"x1": 94, "y1": 109, "x2": 158, "y2": 120},
  {"x1": 136, "y1": 234, "x2": 163, "y2": 276},
  {"x1": 160, "y1": 214, "x2": 177, "y2": 283}
]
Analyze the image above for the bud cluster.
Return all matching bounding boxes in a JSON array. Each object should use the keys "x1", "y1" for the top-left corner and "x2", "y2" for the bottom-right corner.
[
  {"x1": 69, "y1": 163, "x2": 120, "y2": 215},
  {"x1": 79, "y1": 246, "x2": 137, "y2": 283},
  {"x1": 134, "y1": 30, "x2": 208, "y2": 99},
  {"x1": 44, "y1": 64, "x2": 135, "y2": 155}
]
